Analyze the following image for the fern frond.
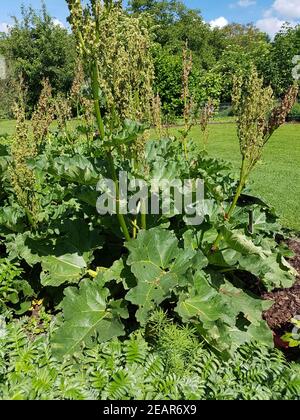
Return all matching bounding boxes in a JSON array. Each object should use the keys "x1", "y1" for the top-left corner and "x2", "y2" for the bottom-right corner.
[
  {"x1": 143, "y1": 354, "x2": 164, "y2": 379},
  {"x1": 103, "y1": 371, "x2": 131, "y2": 400},
  {"x1": 124, "y1": 332, "x2": 149, "y2": 365}
]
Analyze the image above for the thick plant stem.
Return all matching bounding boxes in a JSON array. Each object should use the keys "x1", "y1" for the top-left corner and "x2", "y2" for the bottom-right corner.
[
  {"x1": 132, "y1": 218, "x2": 137, "y2": 239},
  {"x1": 212, "y1": 157, "x2": 247, "y2": 251},
  {"x1": 141, "y1": 204, "x2": 147, "y2": 230},
  {"x1": 91, "y1": 63, "x2": 131, "y2": 242},
  {"x1": 106, "y1": 151, "x2": 131, "y2": 241},
  {"x1": 91, "y1": 63, "x2": 105, "y2": 139},
  {"x1": 183, "y1": 136, "x2": 188, "y2": 160},
  {"x1": 131, "y1": 156, "x2": 147, "y2": 232},
  {"x1": 226, "y1": 158, "x2": 247, "y2": 221},
  {"x1": 25, "y1": 208, "x2": 36, "y2": 230}
]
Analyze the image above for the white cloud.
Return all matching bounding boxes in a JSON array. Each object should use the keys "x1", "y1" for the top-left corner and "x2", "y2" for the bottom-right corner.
[
  {"x1": 53, "y1": 18, "x2": 65, "y2": 28},
  {"x1": 255, "y1": 0, "x2": 300, "y2": 38},
  {"x1": 210, "y1": 17, "x2": 229, "y2": 29},
  {"x1": 256, "y1": 17, "x2": 286, "y2": 37},
  {"x1": 272, "y1": 0, "x2": 300, "y2": 19},
  {"x1": 230, "y1": 0, "x2": 256, "y2": 9},
  {"x1": 256, "y1": 16, "x2": 298, "y2": 38},
  {"x1": 0, "y1": 22, "x2": 10, "y2": 33},
  {"x1": 237, "y1": 0, "x2": 256, "y2": 7}
]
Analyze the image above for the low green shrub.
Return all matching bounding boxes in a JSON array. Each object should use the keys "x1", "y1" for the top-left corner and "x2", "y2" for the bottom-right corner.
[
  {"x1": 0, "y1": 259, "x2": 34, "y2": 315},
  {"x1": 217, "y1": 105, "x2": 234, "y2": 118},
  {"x1": 288, "y1": 102, "x2": 300, "y2": 121},
  {"x1": 0, "y1": 314, "x2": 299, "y2": 400}
]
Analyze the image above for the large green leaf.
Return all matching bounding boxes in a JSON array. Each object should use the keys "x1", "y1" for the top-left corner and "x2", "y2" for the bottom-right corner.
[
  {"x1": 176, "y1": 272, "x2": 223, "y2": 323},
  {"x1": 238, "y1": 253, "x2": 296, "y2": 291},
  {"x1": 109, "y1": 120, "x2": 146, "y2": 147},
  {"x1": 211, "y1": 228, "x2": 296, "y2": 291},
  {"x1": 94, "y1": 258, "x2": 136, "y2": 290},
  {"x1": 50, "y1": 155, "x2": 100, "y2": 185},
  {"x1": 230, "y1": 206, "x2": 280, "y2": 234},
  {"x1": 218, "y1": 281, "x2": 272, "y2": 325},
  {"x1": 176, "y1": 271, "x2": 273, "y2": 355},
  {"x1": 56, "y1": 219, "x2": 104, "y2": 263},
  {"x1": 7, "y1": 220, "x2": 104, "y2": 287},
  {"x1": 0, "y1": 206, "x2": 26, "y2": 234},
  {"x1": 125, "y1": 228, "x2": 196, "y2": 324},
  {"x1": 225, "y1": 228, "x2": 296, "y2": 291},
  {"x1": 145, "y1": 138, "x2": 182, "y2": 163},
  {"x1": 40, "y1": 253, "x2": 87, "y2": 287},
  {"x1": 221, "y1": 227, "x2": 268, "y2": 257},
  {"x1": 51, "y1": 278, "x2": 128, "y2": 358}
]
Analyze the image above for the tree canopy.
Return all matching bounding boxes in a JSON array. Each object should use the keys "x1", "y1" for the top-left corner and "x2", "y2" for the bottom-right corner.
[
  {"x1": 0, "y1": 3, "x2": 76, "y2": 113},
  {"x1": 0, "y1": 0, "x2": 298, "y2": 117}
]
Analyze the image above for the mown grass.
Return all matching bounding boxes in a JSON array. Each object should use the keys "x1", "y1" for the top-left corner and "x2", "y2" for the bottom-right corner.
[
  {"x1": 166, "y1": 123, "x2": 300, "y2": 232},
  {"x1": 0, "y1": 119, "x2": 17, "y2": 136},
  {"x1": 1, "y1": 119, "x2": 299, "y2": 232}
]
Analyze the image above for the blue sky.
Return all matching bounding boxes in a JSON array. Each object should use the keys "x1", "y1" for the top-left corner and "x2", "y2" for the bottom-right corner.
[{"x1": 0, "y1": 0, "x2": 299, "y2": 38}]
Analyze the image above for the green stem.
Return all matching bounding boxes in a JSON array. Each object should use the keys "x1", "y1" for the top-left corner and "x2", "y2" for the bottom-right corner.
[
  {"x1": 212, "y1": 157, "x2": 248, "y2": 251},
  {"x1": 106, "y1": 151, "x2": 131, "y2": 242},
  {"x1": 91, "y1": 63, "x2": 105, "y2": 139},
  {"x1": 141, "y1": 204, "x2": 147, "y2": 230},
  {"x1": 132, "y1": 218, "x2": 137, "y2": 239},
  {"x1": 25, "y1": 208, "x2": 36, "y2": 230},
  {"x1": 226, "y1": 176, "x2": 246, "y2": 222},
  {"x1": 90, "y1": 62, "x2": 131, "y2": 242},
  {"x1": 183, "y1": 135, "x2": 188, "y2": 160}
]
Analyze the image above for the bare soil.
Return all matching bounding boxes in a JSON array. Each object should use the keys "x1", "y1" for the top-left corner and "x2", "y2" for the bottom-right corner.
[{"x1": 263, "y1": 239, "x2": 300, "y2": 335}]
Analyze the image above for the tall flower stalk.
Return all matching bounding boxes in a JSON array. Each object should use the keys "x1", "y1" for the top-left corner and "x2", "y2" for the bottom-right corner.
[
  {"x1": 67, "y1": 0, "x2": 129, "y2": 240},
  {"x1": 212, "y1": 66, "x2": 298, "y2": 250},
  {"x1": 91, "y1": 60, "x2": 131, "y2": 242},
  {"x1": 152, "y1": 93, "x2": 164, "y2": 139},
  {"x1": 200, "y1": 99, "x2": 216, "y2": 151},
  {"x1": 31, "y1": 78, "x2": 54, "y2": 149},
  {"x1": 67, "y1": 0, "x2": 154, "y2": 240},
  {"x1": 181, "y1": 42, "x2": 194, "y2": 159},
  {"x1": 10, "y1": 79, "x2": 40, "y2": 228}
]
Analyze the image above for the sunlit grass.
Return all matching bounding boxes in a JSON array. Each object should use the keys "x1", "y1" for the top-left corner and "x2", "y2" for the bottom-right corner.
[{"x1": 155, "y1": 123, "x2": 300, "y2": 232}]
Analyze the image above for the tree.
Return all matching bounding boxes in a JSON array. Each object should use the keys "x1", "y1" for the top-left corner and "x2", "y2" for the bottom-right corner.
[
  {"x1": 0, "y1": 59, "x2": 15, "y2": 119},
  {"x1": 1, "y1": 3, "x2": 76, "y2": 113},
  {"x1": 210, "y1": 24, "x2": 271, "y2": 102},
  {"x1": 153, "y1": 46, "x2": 183, "y2": 117},
  {"x1": 128, "y1": 0, "x2": 222, "y2": 116},
  {"x1": 266, "y1": 24, "x2": 300, "y2": 96},
  {"x1": 220, "y1": 23, "x2": 270, "y2": 49},
  {"x1": 128, "y1": 0, "x2": 214, "y2": 66},
  {"x1": 128, "y1": 0, "x2": 187, "y2": 47},
  {"x1": 129, "y1": 2, "x2": 297, "y2": 114}
]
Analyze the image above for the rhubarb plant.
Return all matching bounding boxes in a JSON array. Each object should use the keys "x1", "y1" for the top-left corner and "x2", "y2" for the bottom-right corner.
[
  {"x1": 212, "y1": 67, "x2": 298, "y2": 250},
  {"x1": 0, "y1": 1, "x2": 297, "y2": 361}
]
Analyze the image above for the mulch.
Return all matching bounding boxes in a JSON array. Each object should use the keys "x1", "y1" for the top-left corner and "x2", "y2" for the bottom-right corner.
[{"x1": 262, "y1": 239, "x2": 300, "y2": 342}]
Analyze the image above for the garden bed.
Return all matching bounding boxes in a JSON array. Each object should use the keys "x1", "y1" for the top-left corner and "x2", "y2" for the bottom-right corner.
[{"x1": 263, "y1": 239, "x2": 300, "y2": 354}]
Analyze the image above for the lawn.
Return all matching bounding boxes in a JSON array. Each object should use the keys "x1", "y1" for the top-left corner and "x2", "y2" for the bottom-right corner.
[
  {"x1": 167, "y1": 123, "x2": 300, "y2": 232},
  {"x1": 1, "y1": 119, "x2": 299, "y2": 232},
  {"x1": 0, "y1": 119, "x2": 17, "y2": 136}
]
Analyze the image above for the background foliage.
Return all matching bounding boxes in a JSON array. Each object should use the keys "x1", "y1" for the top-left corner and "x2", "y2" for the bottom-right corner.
[
  {"x1": 0, "y1": 4, "x2": 76, "y2": 115},
  {"x1": 1, "y1": 0, "x2": 299, "y2": 117}
]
